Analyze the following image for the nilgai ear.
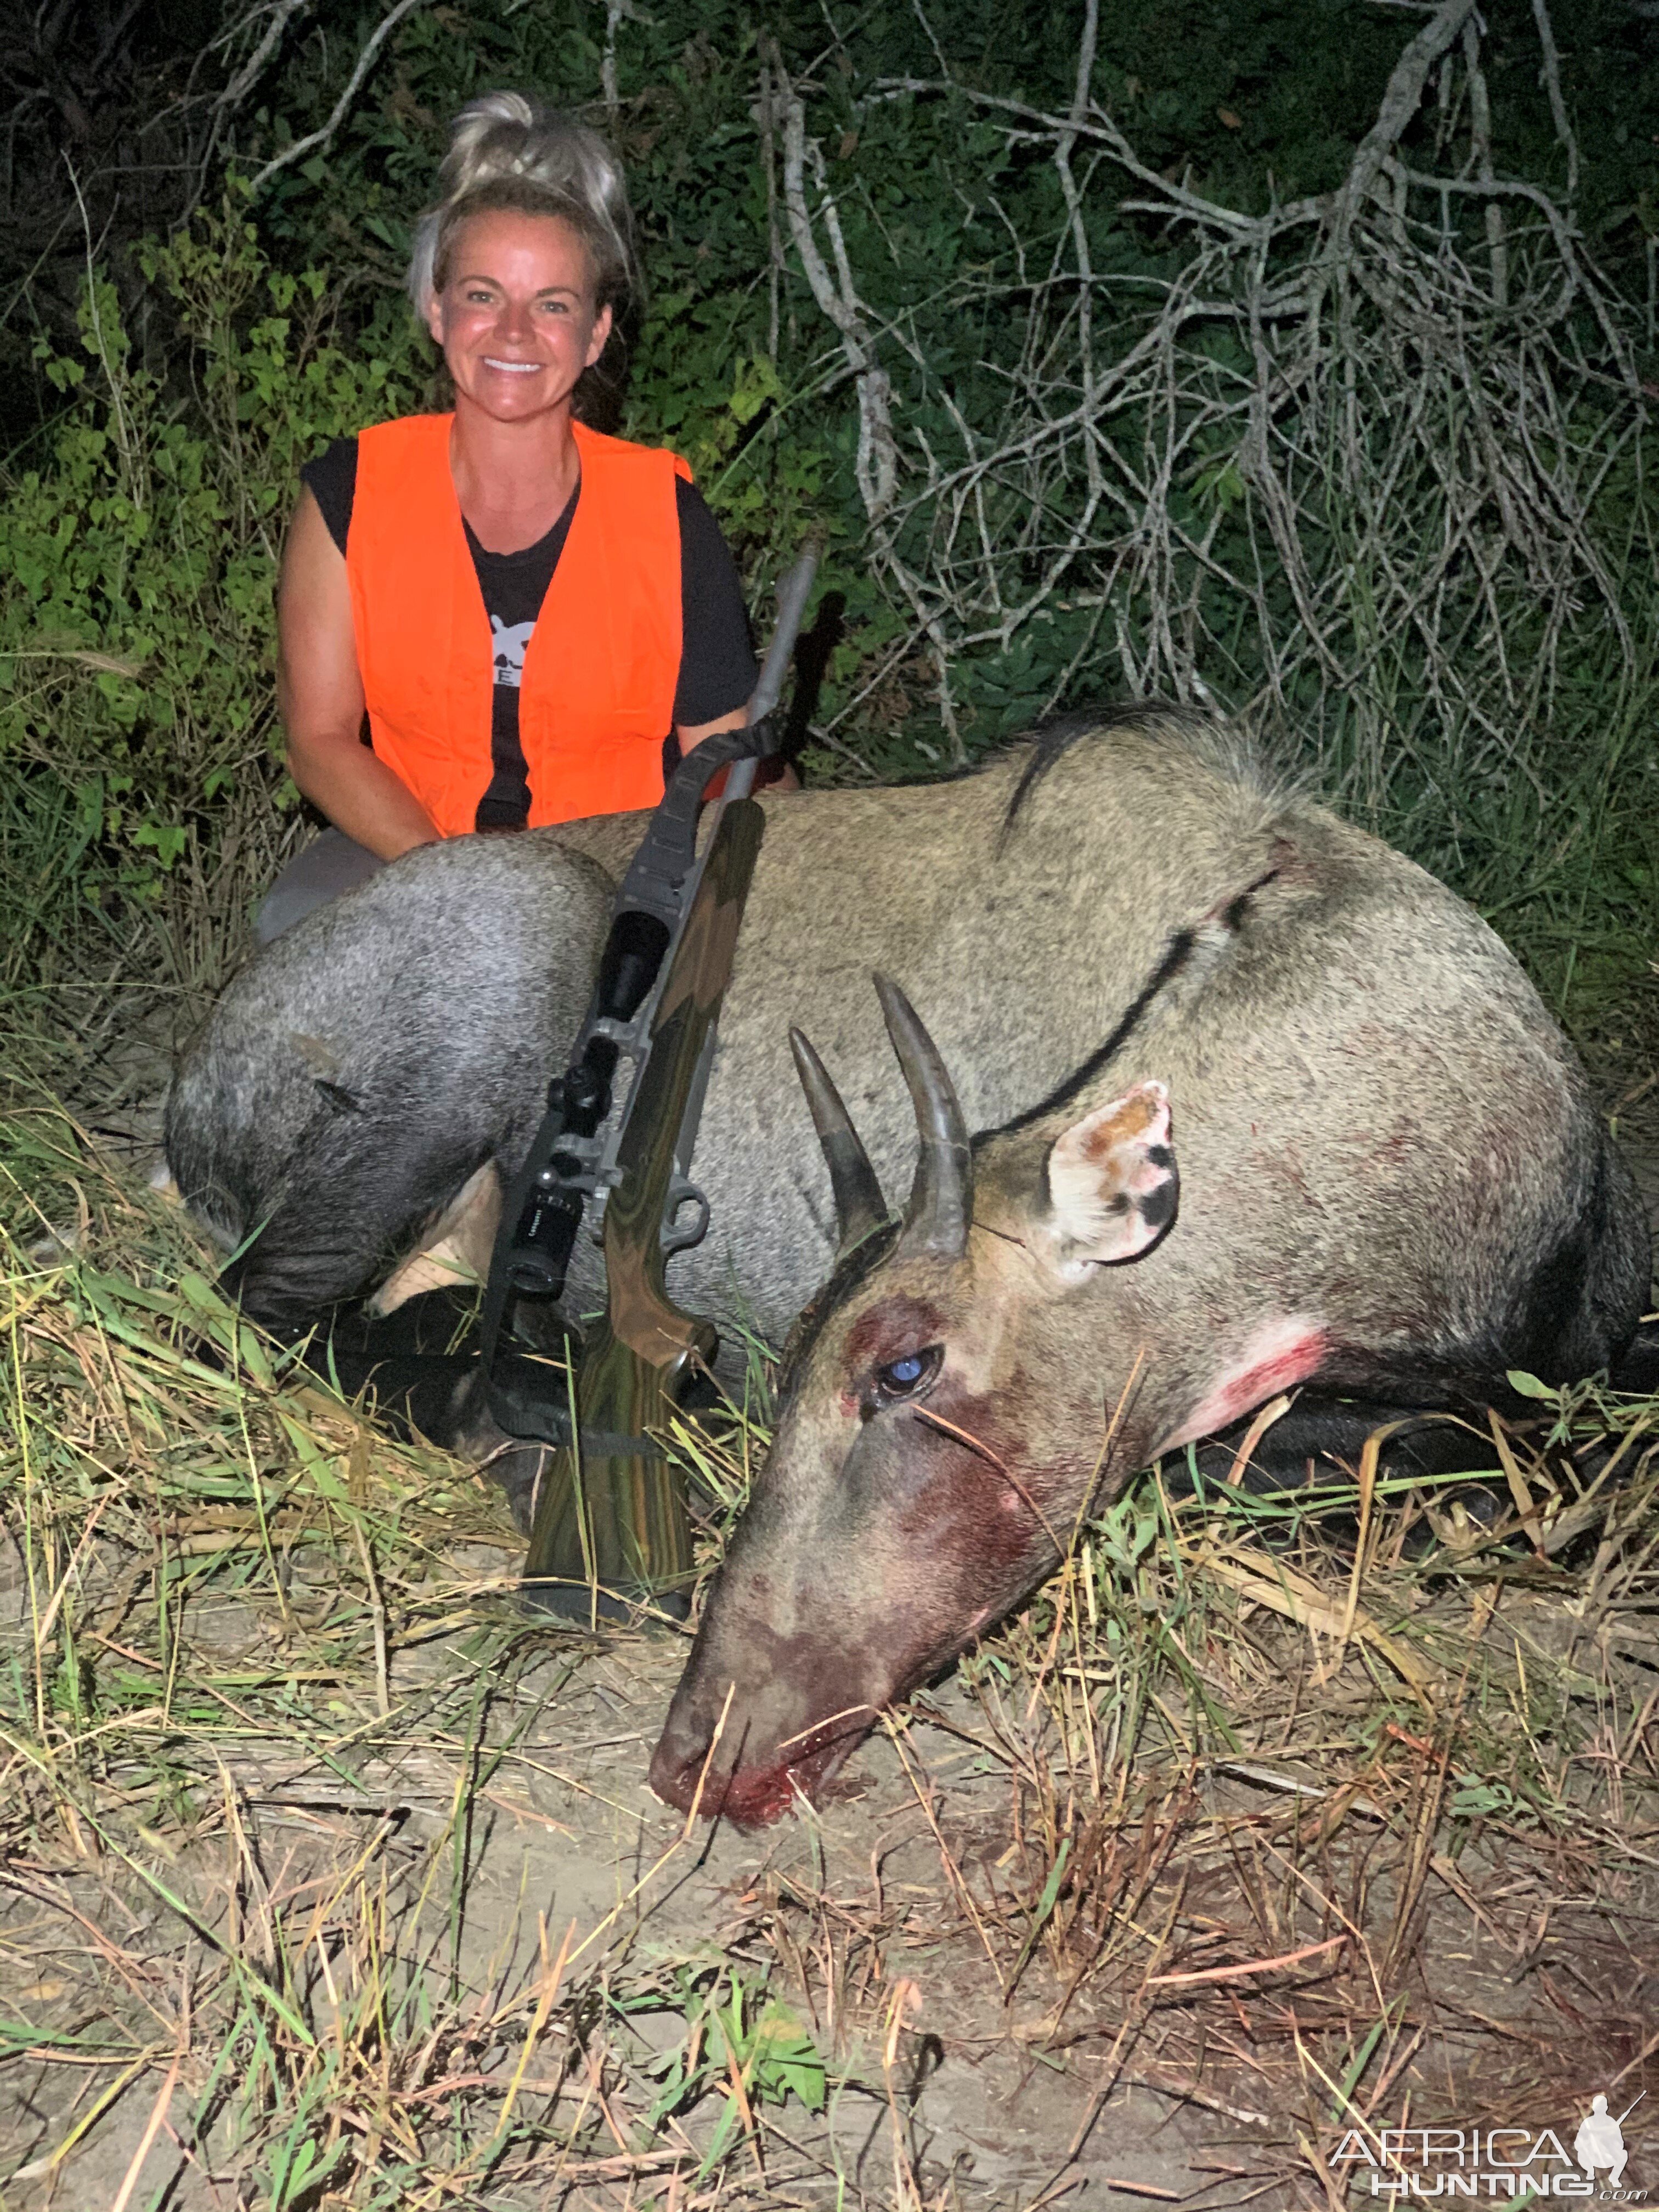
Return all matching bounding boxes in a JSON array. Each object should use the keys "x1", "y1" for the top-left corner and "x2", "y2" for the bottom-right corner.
[{"x1": 1037, "y1": 1081, "x2": 1177, "y2": 1274}]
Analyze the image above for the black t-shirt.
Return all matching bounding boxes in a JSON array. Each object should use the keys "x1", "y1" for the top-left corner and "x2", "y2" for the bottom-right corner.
[{"x1": 301, "y1": 436, "x2": 758, "y2": 830}]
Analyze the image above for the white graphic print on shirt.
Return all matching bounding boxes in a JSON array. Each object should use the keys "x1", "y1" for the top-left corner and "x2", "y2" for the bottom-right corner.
[{"x1": 491, "y1": 616, "x2": 536, "y2": 690}]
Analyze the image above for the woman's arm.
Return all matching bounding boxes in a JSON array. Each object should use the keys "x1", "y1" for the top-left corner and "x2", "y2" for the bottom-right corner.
[
  {"x1": 673, "y1": 483, "x2": 799, "y2": 786},
  {"x1": 276, "y1": 488, "x2": 443, "y2": 859},
  {"x1": 675, "y1": 706, "x2": 801, "y2": 788},
  {"x1": 676, "y1": 707, "x2": 747, "y2": 749}
]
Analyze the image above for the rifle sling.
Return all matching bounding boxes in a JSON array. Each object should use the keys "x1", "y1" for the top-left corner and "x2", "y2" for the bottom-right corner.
[{"x1": 485, "y1": 1353, "x2": 667, "y2": 1456}]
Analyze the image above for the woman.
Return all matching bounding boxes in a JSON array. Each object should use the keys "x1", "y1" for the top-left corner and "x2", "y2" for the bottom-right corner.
[{"x1": 259, "y1": 93, "x2": 764, "y2": 941}]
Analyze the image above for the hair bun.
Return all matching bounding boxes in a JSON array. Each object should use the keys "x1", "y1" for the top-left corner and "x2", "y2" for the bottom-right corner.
[{"x1": 406, "y1": 92, "x2": 636, "y2": 320}]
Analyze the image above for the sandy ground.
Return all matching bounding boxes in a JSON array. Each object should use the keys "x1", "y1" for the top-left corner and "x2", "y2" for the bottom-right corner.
[
  {"x1": 3, "y1": 1047, "x2": 1655, "y2": 2207},
  {"x1": 5, "y1": 1560, "x2": 1658, "y2": 2209}
]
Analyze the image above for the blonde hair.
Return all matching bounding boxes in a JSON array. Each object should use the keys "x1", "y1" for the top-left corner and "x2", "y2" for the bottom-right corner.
[{"x1": 407, "y1": 92, "x2": 637, "y2": 319}]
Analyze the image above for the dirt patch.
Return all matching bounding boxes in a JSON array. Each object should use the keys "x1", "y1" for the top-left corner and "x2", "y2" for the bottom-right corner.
[
  {"x1": 4, "y1": 1046, "x2": 1657, "y2": 2207},
  {"x1": 5, "y1": 1494, "x2": 1658, "y2": 2209}
]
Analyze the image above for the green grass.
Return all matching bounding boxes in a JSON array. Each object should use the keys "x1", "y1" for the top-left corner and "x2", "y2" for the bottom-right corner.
[
  {"x1": 2, "y1": 1102, "x2": 1656, "y2": 2204},
  {"x1": 3, "y1": 13, "x2": 1657, "y2": 2187}
]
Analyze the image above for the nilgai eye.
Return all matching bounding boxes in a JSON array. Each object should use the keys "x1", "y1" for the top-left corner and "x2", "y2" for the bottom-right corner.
[{"x1": 871, "y1": 1345, "x2": 943, "y2": 1405}]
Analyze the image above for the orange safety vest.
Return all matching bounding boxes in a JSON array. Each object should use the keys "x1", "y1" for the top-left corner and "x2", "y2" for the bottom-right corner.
[{"x1": 346, "y1": 414, "x2": 690, "y2": 836}]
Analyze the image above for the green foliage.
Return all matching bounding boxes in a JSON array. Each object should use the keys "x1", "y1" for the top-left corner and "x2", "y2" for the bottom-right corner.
[
  {"x1": 1506, "y1": 1370, "x2": 1558, "y2": 1402},
  {"x1": 240, "y1": 0, "x2": 1659, "y2": 1020},
  {"x1": 633, "y1": 1961, "x2": 826, "y2": 2173},
  {"x1": 1448, "y1": 1773, "x2": 1527, "y2": 1824},
  {"x1": 2, "y1": 0, "x2": 1655, "y2": 1048},
  {"x1": 0, "y1": 205, "x2": 424, "y2": 1015}
]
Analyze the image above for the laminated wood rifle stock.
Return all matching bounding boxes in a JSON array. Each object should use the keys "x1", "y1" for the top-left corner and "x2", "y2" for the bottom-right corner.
[
  {"x1": 521, "y1": 794, "x2": 765, "y2": 1615},
  {"x1": 479, "y1": 550, "x2": 817, "y2": 1618}
]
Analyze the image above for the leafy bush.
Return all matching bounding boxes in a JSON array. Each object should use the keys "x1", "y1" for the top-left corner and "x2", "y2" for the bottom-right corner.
[
  {"x1": 2, "y1": 0, "x2": 1655, "y2": 1063},
  {"x1": 0, "y1": 208, "x2": 424, "y2": 1034}
]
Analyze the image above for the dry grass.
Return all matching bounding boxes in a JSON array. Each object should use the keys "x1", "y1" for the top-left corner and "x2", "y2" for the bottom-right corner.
[
  {"x1": 2, "y1": 8, "x2": 1654, "y2": 2198},
  {"x1": 2, "y1": 1109, "x2": 1656, "y2": 2208}
]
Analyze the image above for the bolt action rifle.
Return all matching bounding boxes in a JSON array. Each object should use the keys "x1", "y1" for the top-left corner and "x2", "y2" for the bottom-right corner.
[{"x1": 477, "y1": 551, "x2": 819, "y2": 1618}]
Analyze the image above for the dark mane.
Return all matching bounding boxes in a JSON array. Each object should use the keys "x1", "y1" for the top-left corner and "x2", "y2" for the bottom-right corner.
[{"x1": 998, "y1": 699, "x2": 1288, "y2": 847}]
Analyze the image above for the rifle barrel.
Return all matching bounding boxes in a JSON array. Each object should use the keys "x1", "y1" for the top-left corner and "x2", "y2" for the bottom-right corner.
[{"x1": 750, "y1": 551, "x2": 819, "y2": 729}]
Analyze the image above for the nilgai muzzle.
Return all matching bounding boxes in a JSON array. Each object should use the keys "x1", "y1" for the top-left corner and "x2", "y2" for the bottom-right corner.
[{"x1": 163, "y1": 708, "x2": 1649, "y2": 1820}]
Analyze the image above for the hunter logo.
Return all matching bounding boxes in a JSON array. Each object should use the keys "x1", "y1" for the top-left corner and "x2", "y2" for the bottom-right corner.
[
  {"x1": 1335, "y1": 2092, "x2": 1646, "y2": 2198},
  {"x1": 1577, "y1": 2097, "x2": 1640, "y2": 2195}
]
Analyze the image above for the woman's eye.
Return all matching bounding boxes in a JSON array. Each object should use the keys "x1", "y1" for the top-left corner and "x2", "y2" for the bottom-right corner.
[{"x1": 870, "y1": 1345, "x2": 943, "y2": 1405}]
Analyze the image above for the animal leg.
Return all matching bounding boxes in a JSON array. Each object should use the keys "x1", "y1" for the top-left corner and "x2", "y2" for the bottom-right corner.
[{"x1": 364, "y1": 1162, "x2": 503, "y2": 1317}]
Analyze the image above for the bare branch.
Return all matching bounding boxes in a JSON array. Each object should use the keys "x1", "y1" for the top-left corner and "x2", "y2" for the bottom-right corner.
[
  {"x1": 778, "y1": 0, "x2": 1640, "y2": 841},
  {"x1": 600, "y1": 0, "x2": 652, "y2": 121},
  {"x1": 213, "y1": 0, "x2": 316, "y2": 117},
  {"x1": 1325, "y1": 0, "x2": 1477, "y2": 267},
  {"x1": 774, "y1": 53, "x2": 896, "y2": 522},
  {"x1": 868, "y1": 75, "x2": 1268, "y2": 236},
  {"x1": 1528, "y1": 0, "x2": 1579, "y2": 204},
  {"x1": 1053, "y1": 0, "x2": 1102, "y2": 503},
  {"x1": 245, "y1": 0, "x2": 435, "y2": 196},
  {"x1": 1462, "y1": 18, "x2": 1508, "y2": 310}
]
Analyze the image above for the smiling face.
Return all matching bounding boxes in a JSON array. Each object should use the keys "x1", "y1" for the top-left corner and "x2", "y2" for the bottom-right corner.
[{"x1": 425, "y1": 210, "x2": 613, "y2": 425}]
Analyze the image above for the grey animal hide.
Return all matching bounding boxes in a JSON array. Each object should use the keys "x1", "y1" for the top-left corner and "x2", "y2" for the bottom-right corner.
[{"x1": 164, "y1": 708, "x2": 1647, "y2": 1392}]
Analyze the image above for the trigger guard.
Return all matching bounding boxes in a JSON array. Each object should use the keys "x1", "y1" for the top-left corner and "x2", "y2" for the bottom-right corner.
[{"x1": 660, "y1": 1182, "x2": 711, "y2": 1257}]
